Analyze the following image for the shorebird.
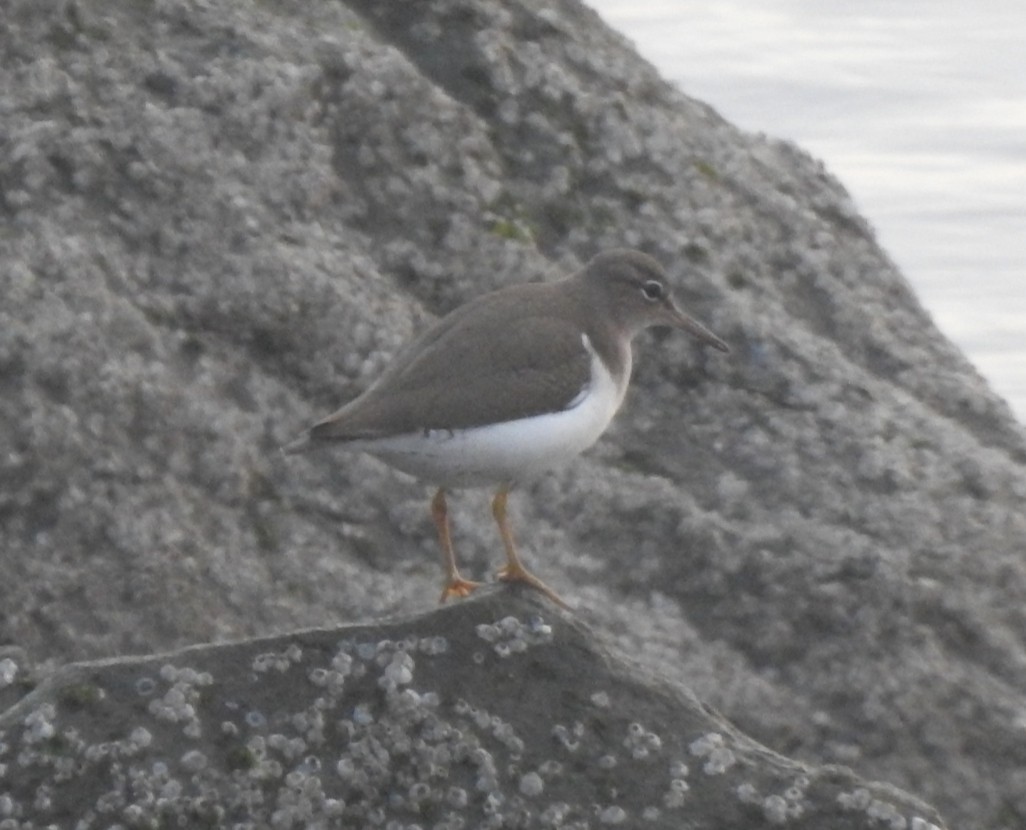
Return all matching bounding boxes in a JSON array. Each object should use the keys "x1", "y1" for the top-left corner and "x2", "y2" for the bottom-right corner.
[{"x1": 285, "y1": 249, "x2": 729, "y2": 607}]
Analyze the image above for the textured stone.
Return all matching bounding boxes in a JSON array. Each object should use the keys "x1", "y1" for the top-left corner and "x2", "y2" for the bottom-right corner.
[
  {"x1": 0, "y1": 590, "x2": 946, "y2": 829},
  {"x1": 1, "y1": 1, "x2": 1024, "y2": 828}
]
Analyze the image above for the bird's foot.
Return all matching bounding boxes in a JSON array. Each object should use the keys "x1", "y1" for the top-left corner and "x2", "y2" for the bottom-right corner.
[
  {"x1": 496, "y1": 563, "x2": 571, "y2": 610},
  {"x1": 438, "y1": 576, "x2": 483, "y2": 604}
]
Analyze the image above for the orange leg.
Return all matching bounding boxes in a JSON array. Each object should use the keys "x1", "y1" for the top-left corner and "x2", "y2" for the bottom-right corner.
[
  {"x1": 431, "y1": 488, "x2": 481, "y2": 603},
  {"x1": 492, "y1": 485, "x2": 570, "y2": 609}
]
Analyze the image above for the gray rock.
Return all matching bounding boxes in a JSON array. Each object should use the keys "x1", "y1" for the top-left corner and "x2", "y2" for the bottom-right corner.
[
  {"x1": 0, "y1": 590, "x2": 946, "y2": 829},
  {"x1": 1, "y1": 1, "x2": 1023, "y2": 828}
]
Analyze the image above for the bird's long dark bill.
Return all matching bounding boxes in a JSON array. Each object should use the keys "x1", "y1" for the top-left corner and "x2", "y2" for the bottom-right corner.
[{"x1": 668, "y1": 307, "x2": 730, "y2": 352}]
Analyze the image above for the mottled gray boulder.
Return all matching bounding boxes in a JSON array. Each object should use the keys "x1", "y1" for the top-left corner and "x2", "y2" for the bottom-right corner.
[
  {"x1": 0, "y1": 590, "x2": 946, "y2": 829},
  {"x1": 1, "y1": 1, "x2": 1024, "y2": 829}
]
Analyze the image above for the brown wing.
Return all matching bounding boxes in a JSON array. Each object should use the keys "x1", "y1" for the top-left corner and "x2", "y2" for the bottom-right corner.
[{"x1": 309, "y1": 285, "x2": 592, "y2": 440}]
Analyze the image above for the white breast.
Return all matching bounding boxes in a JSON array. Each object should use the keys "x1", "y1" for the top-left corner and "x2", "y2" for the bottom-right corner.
[{"x1": 356, "y1": 334, "x2": 630, "y2": 489}]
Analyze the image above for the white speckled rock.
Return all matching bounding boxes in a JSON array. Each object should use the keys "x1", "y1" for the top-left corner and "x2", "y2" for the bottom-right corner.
[{"x1": 0, "y1": 590, "x2": 946, "y2": 829}]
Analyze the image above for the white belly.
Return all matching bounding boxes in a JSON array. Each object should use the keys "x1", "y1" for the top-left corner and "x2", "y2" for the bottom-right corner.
[{"x1": 352, "y1": 337, "x2": 629, "y2": 489}]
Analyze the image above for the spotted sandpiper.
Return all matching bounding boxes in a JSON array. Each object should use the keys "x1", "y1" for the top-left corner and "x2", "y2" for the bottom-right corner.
[{"x1": 284, "y1": 249, "x2": 729, "y2": 608}]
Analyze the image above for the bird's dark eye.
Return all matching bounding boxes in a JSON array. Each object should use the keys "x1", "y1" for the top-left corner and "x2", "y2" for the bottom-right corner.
[{"x1": 641, "y1": 280, "x2": 665, "y2": 301}]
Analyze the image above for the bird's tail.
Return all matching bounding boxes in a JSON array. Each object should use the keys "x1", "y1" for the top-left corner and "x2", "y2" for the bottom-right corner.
[{"x1": 280, "y1": 432, "x2": 312, "y2": 455}]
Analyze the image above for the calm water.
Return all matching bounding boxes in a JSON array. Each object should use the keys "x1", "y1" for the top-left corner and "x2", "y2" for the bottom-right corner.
[{"x1": 587, "y1": 0, "x2": 1026, "y2": 424}]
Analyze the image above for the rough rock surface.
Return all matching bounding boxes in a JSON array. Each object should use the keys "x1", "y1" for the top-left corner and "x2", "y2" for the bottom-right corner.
[
  {"x1": 1, "y1": 1, "x2": 1023, "y2": 828},
  {"x1": 0, "y1": 590, "x2": 947, "y2": 829}
]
